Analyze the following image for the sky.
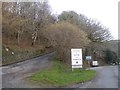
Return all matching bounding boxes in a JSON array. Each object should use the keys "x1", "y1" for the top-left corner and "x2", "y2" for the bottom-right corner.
[{"x1": 48, "y1": 0, "x2": 119, "y2": 40}]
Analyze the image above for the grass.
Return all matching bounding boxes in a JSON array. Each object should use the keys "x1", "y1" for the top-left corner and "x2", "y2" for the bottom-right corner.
[
  {"x1": 2, "y1": 44, "x2": 52, "y2": 66},
  {"x1": 27, "y1": 60, "x2": 96, "y2": 87}
]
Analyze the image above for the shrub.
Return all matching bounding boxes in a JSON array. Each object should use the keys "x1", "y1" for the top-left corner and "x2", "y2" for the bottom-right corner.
[
  {"x1": 43, "y1": 22, "x2": 89, "y2": 64},
  {"x1": 105, "y1": 49, "x2": 117, "y2": 64}
]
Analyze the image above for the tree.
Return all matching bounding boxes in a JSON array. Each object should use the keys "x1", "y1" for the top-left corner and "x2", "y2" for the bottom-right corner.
[
  {"x1": 105, "y1": 49, "x2": 117, "y2": 64},
  {"x1": 58, "y1": 11, "x2": 112, "y2": 42},
  {"x1": 58, "y1": 11, "x2": 80, "y2": 26},
  {"x1": 2, "y1": 1, "x2": 54, "y2": 46},
  {"x1": 2, "y1": 2, "x2": 29, "y2": 45},
  {"x1": 58, "y1": 11, "x2": 113, "y2": 63},
  {"x1": 43, "y1": 22, "x2": 89, "y2": 64}
]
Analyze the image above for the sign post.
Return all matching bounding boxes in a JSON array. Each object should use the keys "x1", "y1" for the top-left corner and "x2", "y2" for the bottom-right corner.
[
  {"x1": 86, "y1": 56, "x2": 92, "y2": 69},
  {"x1": 71, "y1": 48, "x2": 83, "y2": 71}
]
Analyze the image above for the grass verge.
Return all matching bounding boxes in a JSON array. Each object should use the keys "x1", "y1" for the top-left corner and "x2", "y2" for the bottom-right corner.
[
  {"x1": 27, "y1": 60, "x2": 96, "y2": 87},
  {"x1": 2, "y1": 45, "x2": 53, "y2": 66}
]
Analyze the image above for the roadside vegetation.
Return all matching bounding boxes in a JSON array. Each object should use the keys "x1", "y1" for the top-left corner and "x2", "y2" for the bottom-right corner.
[
  {"x1": 2, "y1": 45, "x2": 53, "y2": 65},
  {"x1": 2, "y1": 1, "x2": 117, "y2": 66},
  {"x1": 105, "y1": 48, "x2": 117, "y2": 64},
  {"x1": 43, "y1": 22, "x2": 89, "y2": 64},
  {"x1": 27, "y1": 59, "x2": 96, "y2": 87},
  {"x1": 2, "y1": 1, "x2": 118, "y2": 87},
  {"x1": 2, "y1": 2, "x2": 54, "y2": 65}
]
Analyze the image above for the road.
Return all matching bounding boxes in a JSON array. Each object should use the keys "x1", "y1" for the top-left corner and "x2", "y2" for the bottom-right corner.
[
  {"x1": 78, "y1": 65, "x2": 118, "y2": 88},
  {"x1": 2, "y1": 52, "x2": 54, "y2": 88},
  {"x1": 2, "y1": 53, "x2": 119, "y2": 88}
]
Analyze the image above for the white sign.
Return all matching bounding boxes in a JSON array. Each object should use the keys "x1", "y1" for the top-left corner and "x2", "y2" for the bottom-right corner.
[
  {"x1": 86, "y1": 56, "x2": 92, "y2": 60},
  {"x1": 71, "y1": 48, "x2": 83, "y2": 68},
  {"x1": 72, "y1": 65, "x2": 82, "y2": 68}
]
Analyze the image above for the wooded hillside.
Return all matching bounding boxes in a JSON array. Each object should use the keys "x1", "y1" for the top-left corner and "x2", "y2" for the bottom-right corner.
[{"x1": 2, "y1": 1, "x2": 116, "y2": 66}]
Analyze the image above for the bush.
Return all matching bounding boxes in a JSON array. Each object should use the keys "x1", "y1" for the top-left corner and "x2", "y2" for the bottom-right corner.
[
  {"x1": 105, "y1": 49, "x2": 117, "y2": 64},
  {"x1": 43, "y1": 22, "x2": 89, "y2": 64}
]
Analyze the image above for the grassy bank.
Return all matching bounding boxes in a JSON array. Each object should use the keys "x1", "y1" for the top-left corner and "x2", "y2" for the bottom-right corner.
[
  {"x1": 2, "y1": 44, "x2": 53, "y2": 66},
  {"x1": 27, "y1": 60, "x2": 96, "y2": 87}
]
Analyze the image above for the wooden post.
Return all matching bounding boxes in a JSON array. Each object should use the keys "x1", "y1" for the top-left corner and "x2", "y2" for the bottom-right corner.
[
  {"x1": 72, "y1": 68, "x2": 74, "y2": 71},
  {"x1": 88, "y1": 61, "x2": 90, "y2": 70}
]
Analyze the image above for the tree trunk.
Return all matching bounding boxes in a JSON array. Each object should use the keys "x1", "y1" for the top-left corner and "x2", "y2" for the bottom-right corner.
[
  {"x1": 31, "y1": 31, "x2": 37, "y2": 46},
  {"x1": 17, "y1": 31, "x2": 20, "y2": 45}
]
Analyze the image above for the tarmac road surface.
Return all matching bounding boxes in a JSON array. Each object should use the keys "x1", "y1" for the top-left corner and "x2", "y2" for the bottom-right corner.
[
  {"x1": 78, "y1": 65, "x2": 118, "y2": 88},
  {"x1": 2, "y1": 52, "x2": 54, "y2": 88},
  {"x1": 1, "y1": 53, "x2": 119, "y2": 88}
]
